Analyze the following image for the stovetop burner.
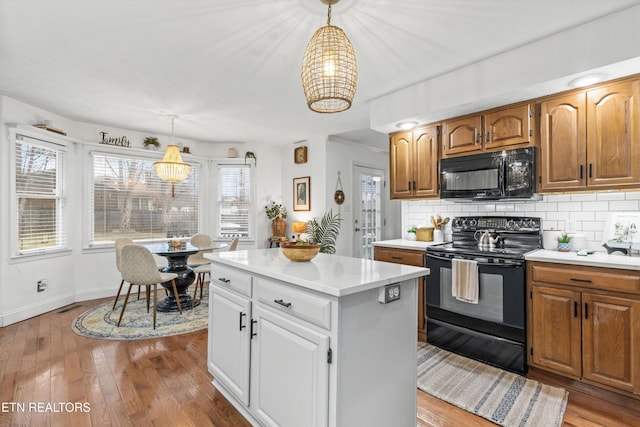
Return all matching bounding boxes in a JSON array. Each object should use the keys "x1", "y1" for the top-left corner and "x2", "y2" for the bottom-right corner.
[{"x1": 427, "y1": 216, "x2": 542, "y2": 260}]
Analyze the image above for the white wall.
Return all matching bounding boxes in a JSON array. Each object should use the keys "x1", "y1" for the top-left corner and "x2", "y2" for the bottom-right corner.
[
  {"x1": 0, "y1": 95, "x2": 282, "y2": 326},
  {"x1": 402, "y1": 191, "x2": 640, "y2": 253},
  {"x1": 326, "y1": 139, "x2": 400, "y2": 257},
  {"x1": 371, "y1": 4, "x2": 640, "y2": 133}
]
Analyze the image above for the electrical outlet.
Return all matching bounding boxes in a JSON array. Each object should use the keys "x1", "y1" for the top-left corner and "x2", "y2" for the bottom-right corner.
[
  {"x1": 378, "y1": 283, "x2": 401, "y2": 304},
  {"x1": 37, "y1": 279, "x2": 47, "y2": 292}
]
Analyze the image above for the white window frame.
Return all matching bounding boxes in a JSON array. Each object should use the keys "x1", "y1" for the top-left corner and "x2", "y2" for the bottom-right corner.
[
  {"x1": 83, "y1": 145, "x2": 204, "y2": 249},
  {"x1": 9, "y1": 129, "x2": 71, "y2": 259},
  {"x1": 212, "y1": 160, "x2": 255, "y2": 242}
]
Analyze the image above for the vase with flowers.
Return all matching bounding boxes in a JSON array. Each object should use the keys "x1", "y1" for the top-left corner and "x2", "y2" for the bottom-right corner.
[{"x1": 265, "y1": 202, "x2": 288, "y2": 238}]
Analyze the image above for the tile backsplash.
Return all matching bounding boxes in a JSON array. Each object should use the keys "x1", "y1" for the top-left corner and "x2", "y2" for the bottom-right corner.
[{"x1": 402, "y1": 191, "x2": 640, "y2": 252}]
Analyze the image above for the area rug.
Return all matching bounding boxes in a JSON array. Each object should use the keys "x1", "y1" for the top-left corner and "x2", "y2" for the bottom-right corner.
[
  {"x1": 417, "y1": 343, "x2": 568, "y2": 427},
  {"x1": 72, "y1": 289, "x2": 209, "y2": 340}
]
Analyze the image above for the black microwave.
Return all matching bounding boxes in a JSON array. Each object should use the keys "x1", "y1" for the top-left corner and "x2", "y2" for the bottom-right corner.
[{"x1": 439, "y1": 147, "x2": 537, "y2": 200}]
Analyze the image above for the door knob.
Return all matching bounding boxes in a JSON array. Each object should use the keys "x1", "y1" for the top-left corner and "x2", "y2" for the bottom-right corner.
[{"x1": 354, "y1": 227, "x2": 360, "y2": 232}]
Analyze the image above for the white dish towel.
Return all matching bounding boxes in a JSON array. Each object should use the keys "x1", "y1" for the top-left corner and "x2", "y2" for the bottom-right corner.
[{"x1": 451, "y1": 258, "x2": 479, "y2": 304}]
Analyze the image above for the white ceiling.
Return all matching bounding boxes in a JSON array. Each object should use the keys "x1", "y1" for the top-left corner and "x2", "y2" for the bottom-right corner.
[{"x1": 1, "y1": 0, "x2": 639, "y2": 146}]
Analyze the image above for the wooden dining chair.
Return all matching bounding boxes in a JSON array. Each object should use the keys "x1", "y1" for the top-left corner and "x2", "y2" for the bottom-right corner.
[
  {"x1": 192, "y1": 237, "x2": 239, "y2": 308},
  {"x1": 118, "y1": 245, "x2": 182, "y2": 329}
]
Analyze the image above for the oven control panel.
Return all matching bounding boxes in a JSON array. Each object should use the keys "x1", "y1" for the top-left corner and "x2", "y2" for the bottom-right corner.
[{"x1": 452, "y1": 216, "x2": 541, "y2": 232}]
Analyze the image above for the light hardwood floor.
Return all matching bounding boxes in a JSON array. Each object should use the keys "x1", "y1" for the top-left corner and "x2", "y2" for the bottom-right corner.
[{"x1": 1, "y1": 296, "x2": 639, "y2": 426}]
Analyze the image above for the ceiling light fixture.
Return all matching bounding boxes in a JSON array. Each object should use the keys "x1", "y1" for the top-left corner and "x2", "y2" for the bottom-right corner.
[
  {"x1": 398, "y1": 121, "x2": 419, "y2": 130},
  {"x1": 301, "y1": 0, "x2": 357, "y2": 113},
  {"x1": 154, "y1": 115, "x2": 191, "y2": 197},
  {"x1": 568, "y1": 73, "x2": 607, "y2": 88}
]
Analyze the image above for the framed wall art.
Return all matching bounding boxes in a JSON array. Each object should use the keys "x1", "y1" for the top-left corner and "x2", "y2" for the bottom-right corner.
[
  {"x1": 293, "y1": 176, "x2": 311, "y2": 211},
  {"x1": 294, "y1": 146, "x2": 308, "y2": 164}
]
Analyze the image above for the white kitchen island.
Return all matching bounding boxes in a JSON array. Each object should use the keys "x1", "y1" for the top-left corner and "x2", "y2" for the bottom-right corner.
[{"x1": 204, "y1": 249, "x2": 429, "y2": 427}]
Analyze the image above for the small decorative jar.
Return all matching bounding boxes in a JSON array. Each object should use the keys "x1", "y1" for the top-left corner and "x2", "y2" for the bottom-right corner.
[{"x1": 433, "y1": 229, "x2": 444, "y2": 242}]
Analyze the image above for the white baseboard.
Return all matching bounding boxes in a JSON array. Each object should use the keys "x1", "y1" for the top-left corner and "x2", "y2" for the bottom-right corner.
[{"x1": 0, "y1": 286, "x2": 117, "y2": 327}]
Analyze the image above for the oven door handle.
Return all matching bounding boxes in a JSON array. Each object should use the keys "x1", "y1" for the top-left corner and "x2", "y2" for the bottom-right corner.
[{"x1": 426, "y1": 252, "x2": 523, "y2": 268}]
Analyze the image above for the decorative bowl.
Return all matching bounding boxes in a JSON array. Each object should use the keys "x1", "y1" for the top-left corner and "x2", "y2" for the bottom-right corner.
[{"x1": 281, "y1": 242, "x2": 320, "y2": 262}]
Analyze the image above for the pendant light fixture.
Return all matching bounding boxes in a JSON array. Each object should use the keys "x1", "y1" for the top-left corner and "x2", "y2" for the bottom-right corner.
[
  {"x1": 154, "y1": 115, "x2": 191, "y2": 197},
  {"x1": 301, "y1": 0, "x2": 357, "y2": 113}
]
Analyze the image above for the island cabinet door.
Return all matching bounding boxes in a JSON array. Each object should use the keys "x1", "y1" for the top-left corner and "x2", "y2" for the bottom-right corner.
[
  {"x1": 582, "y1": 292, "x2": 640, "y2": 394},
  {"x1": 250, "y1": 305, "x2": 330, "y2": 427},
  {"x1": 208, "y1": 284, "x2": 252, "y2": 405}
]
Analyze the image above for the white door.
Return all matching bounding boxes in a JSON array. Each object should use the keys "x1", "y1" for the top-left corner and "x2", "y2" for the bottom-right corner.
[
  {"x1": 353, "y1": 166, "x2": 384, "y2": 259},
  {"x1": 208, "y1": 284, "x2": 252, "y2": 405},
  {"x1": 250, "y1": 306, "x2": 330, "y2": 427}
]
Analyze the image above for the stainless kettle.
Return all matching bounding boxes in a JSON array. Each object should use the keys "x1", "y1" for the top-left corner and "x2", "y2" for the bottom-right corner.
[{"x1": 474, "y1": 230, "x2": 500, "y2": 249}]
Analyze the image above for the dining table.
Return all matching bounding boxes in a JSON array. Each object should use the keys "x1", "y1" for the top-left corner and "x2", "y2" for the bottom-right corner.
[{"x1": 144, "y1": 242, "x2": 228, "y2": 312}]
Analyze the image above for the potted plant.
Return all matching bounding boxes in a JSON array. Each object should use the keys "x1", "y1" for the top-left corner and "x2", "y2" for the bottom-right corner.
[
  {"x1": 305, "y1": 210, "x2": 342, "y2": 254},
  {"x1": 407, "y1": 227, "x2": 417, "y2": 241},
  {"x1": 557, "y1": 233, "x2": 571, "y2": 252},
  {"x1": 245, "y1": 151, "x2": 257, "y2": 167},
  {"x1": 143, "y1": 137, "x2": 160, "y2": 149},
  {"x1": 265, "y1": 202, "x2": 287, "y2": 238}
]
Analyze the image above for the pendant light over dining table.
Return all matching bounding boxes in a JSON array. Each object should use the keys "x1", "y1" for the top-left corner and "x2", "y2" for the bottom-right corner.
[
  {"x1": 154, "y1": 115, "x2": 191, "y2": 197},
  {"x1": 301, "y1": 0, "x2": 357, "y2": 113}
]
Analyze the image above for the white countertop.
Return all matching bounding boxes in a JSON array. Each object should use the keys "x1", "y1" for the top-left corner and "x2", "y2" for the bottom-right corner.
[
  {"x1": 205, "y1": 249, "x2": 429, "y2": 297},
  {"x1": 525, "y1": 249, "x2": 640, "y2": 270},
  {"x1": 372, "y1": 239, "x2": 448, "y2": 251}
]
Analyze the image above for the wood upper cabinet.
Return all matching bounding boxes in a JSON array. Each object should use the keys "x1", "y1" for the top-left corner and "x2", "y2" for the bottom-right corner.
[
  {"x1": 441, "y1": 115, "x2": 482, "y2": 156},
  {"x1": 587, "y1": 79, "x2": 640, "y2": 188},
  {"x1": 539, "y1": 92, "x2": 587, "y2": 191},
  {"x1": 539, "y1": 77, "x2": 640, "y2": 192},
  {"x1": 528, "y1": 261, "x2": 640, "y2": 396},
  {"x1": 390, "y1": 124, "x2": 439, "y2": 199},
  {"x1": 484, "y1": 103, "x2": 533, "y2": 149},
  {"x1": 442, "y1": 103, "x2": 533, "y2": 157}
]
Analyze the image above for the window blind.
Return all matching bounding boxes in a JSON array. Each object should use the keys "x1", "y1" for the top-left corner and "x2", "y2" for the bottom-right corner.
[
  {"x1": 90, "y1": 152, "x2": 199, "y2": 243},
  {"x1": 218, "y1": 165, "x2": 251, "y2": 238},
  {"x1": 15, "y1": 136, "x2": 66, "y2": 253}
]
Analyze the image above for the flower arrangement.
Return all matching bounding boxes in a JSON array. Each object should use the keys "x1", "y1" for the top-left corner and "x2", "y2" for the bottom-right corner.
[
  {"x1": 431, "y1": 215, "x2": 450, "y2": 230},
  {"x1": 265, "y1": 202, "x2": 287, "y2": 220}
]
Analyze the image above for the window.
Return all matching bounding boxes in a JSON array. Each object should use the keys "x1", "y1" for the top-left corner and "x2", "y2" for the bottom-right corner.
[
  {"x1": 217, "y1": 164, "x2": 252, "y2": 239},
  {"x1": 14, "y1": 135, "x2": 67, "y2": 255},
  {"x1": 90, "y1": 152, "x2": 199, "y2": 244}
]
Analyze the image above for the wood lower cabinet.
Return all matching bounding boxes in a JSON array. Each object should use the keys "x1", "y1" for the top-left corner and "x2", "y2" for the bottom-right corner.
[
  {"x1": 390, "y1": 124, "x2": 439, "y2": 199},
  {"x1": 528, "y1": 261, "x2": 640, "y2": 396},
  {"x1": 374, "y1": 245, "x2": 427, "y2": 341},
  {"x1": 539, "y1": 77, "x2": 640, "y2": 192}
]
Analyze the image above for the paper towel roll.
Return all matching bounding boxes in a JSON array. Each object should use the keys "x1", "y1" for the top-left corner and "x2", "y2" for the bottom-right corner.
[{"x1": 542, "y1": 229, "x2": 563, "y2": 250}]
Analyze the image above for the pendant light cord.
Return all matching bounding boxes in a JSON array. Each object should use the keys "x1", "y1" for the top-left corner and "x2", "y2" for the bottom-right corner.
[{"x1": 327, "y1": 3, "x2": 332, "y2": 25}]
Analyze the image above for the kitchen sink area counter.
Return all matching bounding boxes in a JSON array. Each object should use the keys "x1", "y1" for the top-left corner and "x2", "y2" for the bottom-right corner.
[
  {"x1": 204, "y1": 249, "x2": 428, "y2": 427},
  {"x1": 526, "y1": 249, "x2": 640, "y2": 270}
]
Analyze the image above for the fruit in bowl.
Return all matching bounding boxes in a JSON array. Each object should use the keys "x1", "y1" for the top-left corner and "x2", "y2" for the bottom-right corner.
[{"x1": 281, "y1": 241, "x2": 321, "y2": 262}]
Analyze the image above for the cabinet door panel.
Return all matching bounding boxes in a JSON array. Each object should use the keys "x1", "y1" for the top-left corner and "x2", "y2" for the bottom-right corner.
[
  {"x1": 484, "y1": 103, "x2": 532, "y2": 149},
  {"x1": 531, "y1": 285, "x2": 582, "y2": 377},
  {"x1": 587, "y1": 80, "x2": 640, "y2": 188},
  {"x1": 582, "y1": 293, "x2": 640, "y2": 393},
  {"x1": 442, "y1": 115, "x2": 482, "y2": 156},
  {"x1": 209, "y1": 285, "x2": 252, "y2": 405},
  {"x1": 251, "y1": 306, "x2": 329, "y2": 427},
  {"x1": 539, "y1": 93, "x2": 587, "y2": 191},
  {"x1": 413, "y1": 125, "x2": 439, "y2": 197},
  {"x1": 390, "y1": 132, "x2": 413, "y2": 198}
]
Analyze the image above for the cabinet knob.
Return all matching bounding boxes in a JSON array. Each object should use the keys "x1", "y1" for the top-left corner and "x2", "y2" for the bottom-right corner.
[{"x1": 274, "y1": 299, "x2": 292, "y2": 308}]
